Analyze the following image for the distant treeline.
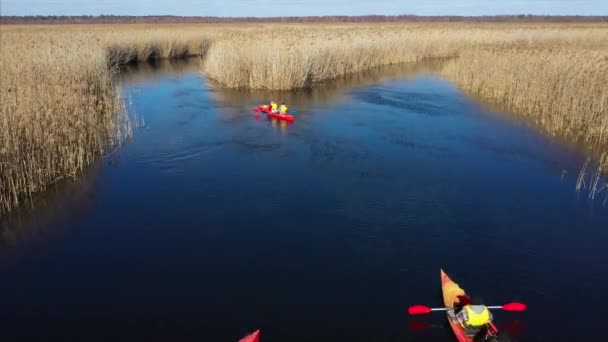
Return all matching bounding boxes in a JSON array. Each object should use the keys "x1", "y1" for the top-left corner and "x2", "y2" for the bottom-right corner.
[{"x1": 2, "y1": 15, "x2": 608, "y2": 24}]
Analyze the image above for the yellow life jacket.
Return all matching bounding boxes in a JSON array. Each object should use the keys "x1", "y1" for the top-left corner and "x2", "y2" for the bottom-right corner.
[
  {"x1": 461, "y1": 305, "x2": 490, "y2": 327},
  {"x1": 271, "y1": 103, "x2": 278, "y2": 110},
  {"x1": 280, "y1": 105, "x2": 288, "y2": 114}
]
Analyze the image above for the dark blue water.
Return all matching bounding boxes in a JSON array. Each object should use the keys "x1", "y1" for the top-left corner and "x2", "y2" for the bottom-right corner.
[{"x1": 1, "y1": 61, "x2": 607, "y2": 342}]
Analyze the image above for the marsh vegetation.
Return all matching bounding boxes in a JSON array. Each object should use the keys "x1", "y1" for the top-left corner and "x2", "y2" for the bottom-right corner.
[{"x1": 1, "y1": 23, "x2": 607, "y2": 213}]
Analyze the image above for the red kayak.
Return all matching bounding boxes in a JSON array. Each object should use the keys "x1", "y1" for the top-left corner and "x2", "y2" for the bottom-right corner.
[
  {"x1": 255, "y1": 105, "x2": 295, "y2": 122},
  {"x1": 267, "y1": 112, "x2": 295, "y2": 122},
  {"x1": 239, "y1": 330, "x2": 260, "y2": 342}
]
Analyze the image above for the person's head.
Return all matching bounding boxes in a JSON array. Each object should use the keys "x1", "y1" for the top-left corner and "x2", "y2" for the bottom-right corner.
[
  {"x1": 471, "y1": 296, "x2": 484, "y2": 306},
  {"x1": 281, "y1": 102, "x2": 285, "y2": 105}
]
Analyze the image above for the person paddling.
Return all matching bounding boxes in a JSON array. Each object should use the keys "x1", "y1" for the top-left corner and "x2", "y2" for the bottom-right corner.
[
  {"x1": 450, "y1": 296, "x2": 493, "y2": 338},
  {"x1": 270, "y1": 101, "x2": 278, "y2": 113},
  {"x1": 279, "y1": 102, "x2": 288, "y2": 115}
]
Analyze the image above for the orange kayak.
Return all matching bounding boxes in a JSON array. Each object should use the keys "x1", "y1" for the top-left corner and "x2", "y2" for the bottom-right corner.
[{"x1": 441, "y1": 269, "x2": 499, "y2": 342}]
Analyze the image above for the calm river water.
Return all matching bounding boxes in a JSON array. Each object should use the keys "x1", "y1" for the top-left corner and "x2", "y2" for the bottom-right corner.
[{"x1": 1, "y1": 61, "x2": 607, "y2": 341}]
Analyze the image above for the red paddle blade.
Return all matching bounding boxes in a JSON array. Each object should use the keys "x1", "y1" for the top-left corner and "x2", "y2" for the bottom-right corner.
[
  {"x1": 503, "y1": 302, "x2": 527, "y2": 312},
  {"x1": 408, "y1": 305, "x2": 432, "y2": 315},
  {"x1": 239, "y1": 329, "x2": 260, "y2": 342},
  {"x1": 254, "y1": 108, "x2": 261, "y2": 113}
]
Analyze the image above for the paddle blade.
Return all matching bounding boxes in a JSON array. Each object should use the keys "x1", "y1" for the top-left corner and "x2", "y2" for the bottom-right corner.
[
  {"x1": 408, "y1": 305, "x2": 432, "y2": 315},
  {"x1": 254, "y1": 108, "x2": 261, "y2": 113},
  {"x1": 503, "y1": 302, "x2": 527, "y2": 312},
  {"x1": 239, "y1": 329, "x2": 260, "y2": 342}
]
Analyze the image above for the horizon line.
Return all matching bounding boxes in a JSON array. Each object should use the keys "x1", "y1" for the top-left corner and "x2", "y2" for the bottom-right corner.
[{"x1": 3, "y1": 14, "x2": 608, "y2": 18}]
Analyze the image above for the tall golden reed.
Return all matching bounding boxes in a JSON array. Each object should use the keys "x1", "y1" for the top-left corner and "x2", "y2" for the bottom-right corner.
[
  {"x1": 200, "y1": 24, "x2": 471, "y2": 89},
  {"x1": 1, "y1": 31, "x2": 124, "y2": 214},
  {"x1": 441, "y1": 46, "x2": 608, "y2": 151},
  {"x1": 0, "y1": 26, "x2": 210, "y2": 214}
]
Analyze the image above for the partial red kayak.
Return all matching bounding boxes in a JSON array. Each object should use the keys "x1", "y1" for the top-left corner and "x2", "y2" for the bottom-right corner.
[
  {"x1": 239, "y1": 329, "x2": 260, "y2": 342},
  {"x1": 255, "y1": 105, "x2": 295, "y2": 122},
  {"x1": 267, "y1": 112, "x2": 295, "y2": 122}
]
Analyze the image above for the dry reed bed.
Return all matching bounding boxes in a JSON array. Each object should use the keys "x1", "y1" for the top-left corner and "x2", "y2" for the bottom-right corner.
[
  {"x1": 199, "y1": 24, "x2": 608, "y2": 89},
  {"x1": 0, "y1": 26, "x2": 219, "y2": 214},
  {"x1": 1, "y1": 23, "x2": 608, "y2": 214},
  {"x1": 201, "y1": 28, "x2": 462, "y2": 89},
  {"x1": 442, "y1": 46, "x2": 608, "y2": 149},
  {"x1": 1, "y1": 32, "x2": 124, "y2": 214}
]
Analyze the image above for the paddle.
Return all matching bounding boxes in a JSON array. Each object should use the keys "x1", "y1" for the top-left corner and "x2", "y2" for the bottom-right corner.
[
  {"x1": 408, "y1": 302, "x2": 526, "y2": 315},
  {"x1": 254, "y1": 104, "x2": 269, "y2": 113}
]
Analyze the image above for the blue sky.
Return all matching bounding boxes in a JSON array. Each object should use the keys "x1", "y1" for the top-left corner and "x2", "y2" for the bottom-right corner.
[{"x1": 1, "y1": 0, "x2": 606, "y2": 16}]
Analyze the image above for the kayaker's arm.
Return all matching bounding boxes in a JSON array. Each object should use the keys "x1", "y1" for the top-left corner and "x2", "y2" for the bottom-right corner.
[
  {"x1": 448, "y1": 308, "x2": 468, "y2": 324},
  {"x1": 446, "y1": 307, "x2": 467, "y2": 323}
]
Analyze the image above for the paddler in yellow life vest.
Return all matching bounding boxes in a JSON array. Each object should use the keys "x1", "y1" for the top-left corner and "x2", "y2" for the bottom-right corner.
[
  {"x1": 279, "y1": 103, "x2": 288, "y2": 114},
  {"x1": 270, "y1": 101, "x2": 279, "y2": 113},
  {"x1": 453, "y1": 296, "x2": 493, "y2": 337}
]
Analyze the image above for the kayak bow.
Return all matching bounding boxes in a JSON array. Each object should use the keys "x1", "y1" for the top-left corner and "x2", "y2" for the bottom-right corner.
[
  {"x1": 239, "y1": 329, "x2": 260, "y2": 342},
  {"x1": 441, "y1": 269, "x2": 499, "y2": 342}
]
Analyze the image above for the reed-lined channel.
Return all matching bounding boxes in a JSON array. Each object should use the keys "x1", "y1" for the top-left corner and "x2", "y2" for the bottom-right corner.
[{"x1": 1, "y1": 61, "x2": 607, "y2": 341}]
